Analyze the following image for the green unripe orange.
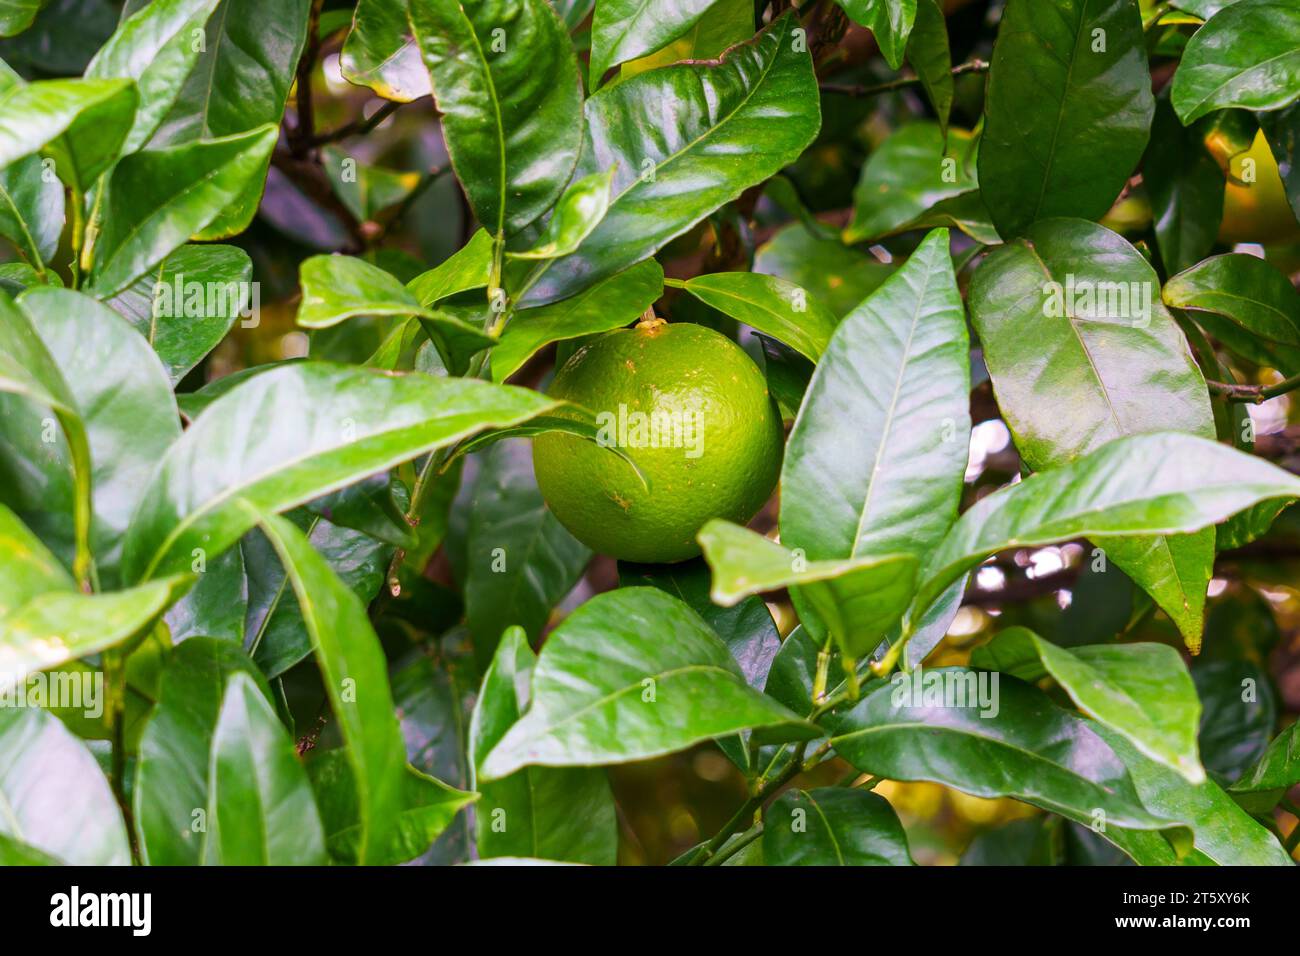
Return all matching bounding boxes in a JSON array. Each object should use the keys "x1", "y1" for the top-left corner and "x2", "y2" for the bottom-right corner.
[{"x1": 533, "y1": 321, "x2": 783, "y2": 563}]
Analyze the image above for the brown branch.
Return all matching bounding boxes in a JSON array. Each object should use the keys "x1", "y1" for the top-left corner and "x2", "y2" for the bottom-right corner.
[
  {"x1": 288, "y1": 0, "x2": 325, "y2": 158},
  {"x1": 309, "y1": 99, "x2": 407, "y2": 147},
  {"x1": 1206, "y1": 373, "x2": 1300, "y2": 405},
  {"x1": 820, "y1": 58, "x2": 989, "y2": 98}
]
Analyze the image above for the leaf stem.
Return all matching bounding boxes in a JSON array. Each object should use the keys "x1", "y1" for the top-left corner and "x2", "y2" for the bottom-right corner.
[
  {"x1": 819, "y1": 58, "x2": 989, "y2": 99},
  {"x1": 689, "y1": 743, "x2": 807, "y2": 865},
  {"x1": 705, "y1": 822, "x2": 763, "y2": 865}
]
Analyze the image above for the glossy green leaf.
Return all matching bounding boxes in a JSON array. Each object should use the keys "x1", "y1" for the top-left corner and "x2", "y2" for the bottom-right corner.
[
  {"x1": 675, "y1": 272, "x2": 837, "y2": 363},
  {"x1": 0, "y1": 290, "x2": 92, "y2": 586},
  {"x1": 1144, "y1": 97, "x2": 1224, "y2": 275},
  {"x1": 506, "y1": 166, "x2": 614, "y2": 260},
  {"x1": 322, "y1": 147, "x2": 422, "y2": 222},
  {"x1": 697, "y1": 520, "x2": 917, "y2": 659},
  {"x1": 134, "y1": 637, "x2": 272, "y2": 864},
  {"x1": 306, "y1": 474, "x2": 414, "y2": 549},
  {"x1": 844, "y1": 126, "x2": 986, "y2": 245},
  {"x1": 340, "y1": 0, "x2": 430, "y2": 102},
  {"x1": 479, "y1": 587, "x2": 815, "y2": 779},
  {"x1": 1096, "y1": 724, "x2": 1292, "y2": 865},
  {"x1": 838, "y1": 0, "x2": 917, "y2": 70},
  {"x1": 0, "y1": 153, "x2": 62, "y2": 270},
  {"x1": 910, "y1": 432, "x2": 1300, "y2": 625},
  {"x1": 0, "y1": 0, "x2": 45, "y2": 36},
  {"x1": 106, "y1": 244, "x2": 254, "y2": 385},
  {"x1": 763, "y1": 788, "x2": 914, "y2": 865},
  {"x1": 0, "y1": 503, "x2": 72, "y2": 616},
  {"x1": 463, "y1": 440, "x2": 591, "y2": 667},
  {"x1": 783, "y1": 228, "x2": 968, "y2": 566},
  {"x1": 89, "y1": 124, "x2": 278, "y2": 297},
  {"x1": 491, "y1": 259, "x2": 662, "y2": 382},
  {"x1": 407, "y1": 229, "x2": 494, "y2": 306},
  {"x1": 85, "y1": 0, "x2": 223, "y2": 153},
  {"x1": 755, "y1": 222, "x2": 894, "y2": 317},
  {"x1": 151, "y1": 0, "x2": 309, "y2": 144},
  {"x1": 588, "y1": 0, "x2": 716, "y2": 85},
  {"x1": 307, "y1": 750, "x2": 474, "y2": 865},
  {"x1": 1230, "y1": 722, "x2": 1300, "y2": 795},
  {"x1": 410, "y1": 0, "x2": 582, "y2": 238},
  {"x1": 616, "y1": 0, "x2": 751, "y2": 78},
  {"x1": 260, "y1": 512, "x2": 457, "y2": 865},
  {"x1": 972, "y1": 628, "x2": 1204, "y2": 782},
  {"x1": 164, "y1": 541, "x2": 247, "y2": 642},
  {"x1": 1163, "y1": 253, "x2": 1300, "y2": 368},
  {"x1": 0, "y1": 581, "x2": 184, "y2": 692},
  {"x1": 826, "y1": 669, "x2": 1180, "y2": 832},
  {"x1": 0, "y1": 77, "x2": 137, "y2": 192},
  {"x1": 520, "y1": 15, "x2": 820, "y2": 305},
  {"x1": 905, "y1": 0, "x2": 952, "y2": 137},
  {"x1": 121, "y1": 362, "x2": 556, "y2": 582},
  {"x1": 1171, "y1": 0, "x2": 1300, "y2": 124},
  {"x1": 243, "y1": 511, "x2": 388, "y2": 678},
  {"x1": 979, "y1": 0, "x2": 1153, "y2": 238},
  {"x1": 202, "y1": 672, "x2": 327, "y2": 864},
  {"x1": 968, "y1": 218, "x2": 1216, "y2": 648},
  {"x1": 0, "y1": 706, "x2": 130, "y2": 865},
  {"x1": 619, "y1": 557, "x2": 781, "y2": 688},
  {"x1": 296, "y1": 254, "x2": 496, "y2": 372},
  {"x1": 1192, "y1": 659, "x2": 1275, "y2": 786},
  {"x1": 11, "y1": 288, "x2": 180, "y2": 586},
  {"x1": 469, "y1": 627, "x2": 617, "y2": 864}
]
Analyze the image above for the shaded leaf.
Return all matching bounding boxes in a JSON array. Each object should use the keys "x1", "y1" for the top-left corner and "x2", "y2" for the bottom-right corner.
[
  {"x1": 979, "y1": 0, "x2": 1153, "y2": 238},
  {"x1": 763, "y1": 788, "x2": 914, "y2": 865}
]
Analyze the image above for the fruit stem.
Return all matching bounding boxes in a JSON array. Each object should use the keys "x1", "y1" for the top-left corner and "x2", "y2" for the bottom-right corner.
[{"x1": 636, "y1": 307, "x2": 664, "y2": 330}]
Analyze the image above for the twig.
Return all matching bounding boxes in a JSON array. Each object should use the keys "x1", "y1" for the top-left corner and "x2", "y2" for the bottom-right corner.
[
  {"x1": 288, "y1": 0, "x2": 325, "y2": 157},
  {"x1": 820, "y1": 58, "x2": 989, "y2": 98},
  {"x1": 1205, "y1": 373, "x2": 1300, "y2": 405},
  {"x1": 309, "y1": 99, "x2": 406, "y2": 147}
]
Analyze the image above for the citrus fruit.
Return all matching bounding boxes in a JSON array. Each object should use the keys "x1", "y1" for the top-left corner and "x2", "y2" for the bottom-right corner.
[
  {"x1": 533, "y1": 320, "x2": 783, "y2": 563},
  {"x1": 1216, "y1": 129, "x2": 1300, "y2": 245}
]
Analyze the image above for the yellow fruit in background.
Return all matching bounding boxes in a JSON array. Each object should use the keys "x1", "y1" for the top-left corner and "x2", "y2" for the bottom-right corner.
[
  {"x1": 533, "y1": 321, "x2": 783, "y2": 564},
  {"x1": 1217, "y1": 130, "x2": 1300, "y2": 245}
]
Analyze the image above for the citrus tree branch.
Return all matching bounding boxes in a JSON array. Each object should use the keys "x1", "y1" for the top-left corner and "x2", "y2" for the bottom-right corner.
[
  {"x1": 1205, "y1": 373, "x2": 1300, "y2": 404},
  {"x1": 820, "y1": 58, "x2": 989, "y2": 98}
]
